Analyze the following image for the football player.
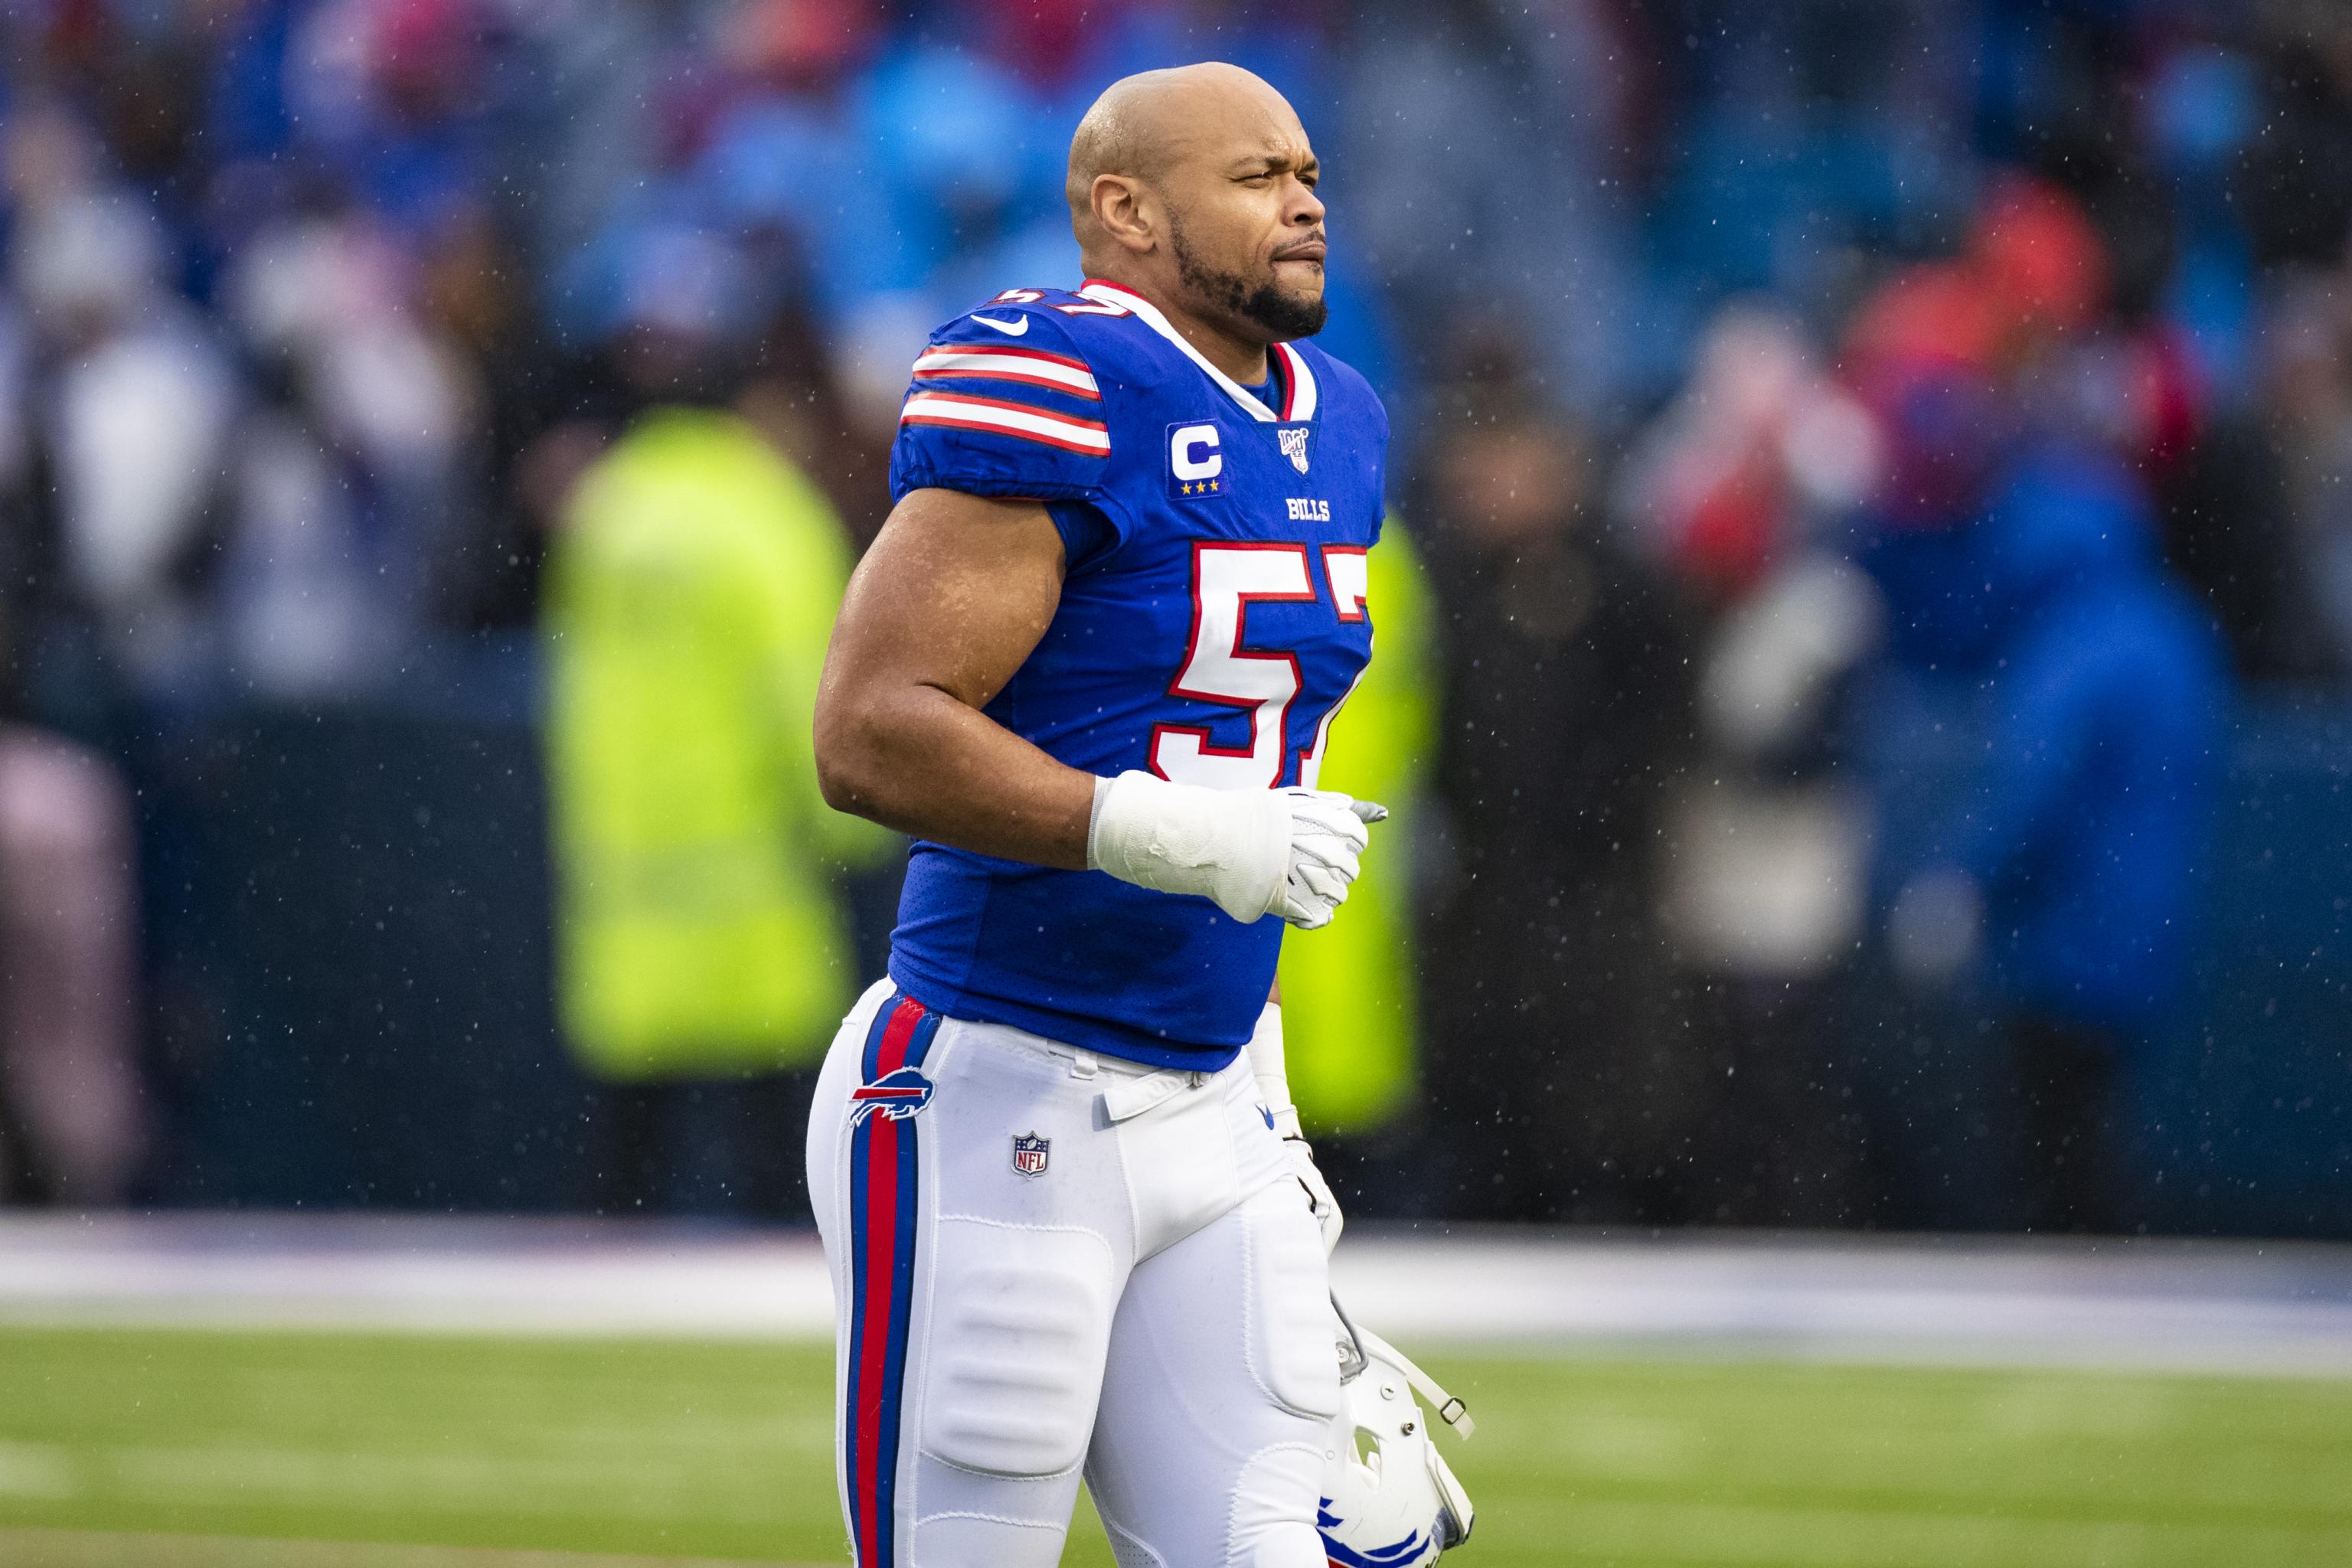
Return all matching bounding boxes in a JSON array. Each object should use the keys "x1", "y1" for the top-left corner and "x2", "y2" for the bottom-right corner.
[{"x1": 811, "y1": 62, "x2": 1390, "y2": 1567}]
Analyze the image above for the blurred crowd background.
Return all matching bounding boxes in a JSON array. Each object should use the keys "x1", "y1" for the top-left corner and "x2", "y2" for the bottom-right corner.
[{"x1": 0, "y1": 0, "x2": 2346, "y2": 1239}]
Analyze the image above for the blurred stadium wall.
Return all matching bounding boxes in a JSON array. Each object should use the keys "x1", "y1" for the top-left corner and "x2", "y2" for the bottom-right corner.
[{"x1": 0, "y1": 0, "x2": 2341, "y2": 1239}]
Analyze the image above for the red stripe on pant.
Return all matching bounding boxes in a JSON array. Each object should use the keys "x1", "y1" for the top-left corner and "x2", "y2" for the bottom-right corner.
[{"x1": 852, "y1": 997, "x2": 925, "y2": 1567}]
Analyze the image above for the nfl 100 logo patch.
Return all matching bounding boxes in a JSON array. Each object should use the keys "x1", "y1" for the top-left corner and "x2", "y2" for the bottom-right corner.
[
  {"x1": 1011, "y1": 1132, "x2": 1050, "y2": 1177},
  {"x1": 1276, "y1": 423, "x2": 1311, "y2": 474}
]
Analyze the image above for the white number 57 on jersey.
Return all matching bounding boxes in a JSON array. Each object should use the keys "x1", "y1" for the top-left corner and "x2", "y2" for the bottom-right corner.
[{"x1": 1149, "y1": 543, "x2": 1371, "y2": 792}]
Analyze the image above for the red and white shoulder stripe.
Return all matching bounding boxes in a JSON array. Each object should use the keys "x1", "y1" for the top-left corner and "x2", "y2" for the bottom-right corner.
[
  {"x1": 899, "y1": 390, "x2": 1110, "y2": 456},
  {"x1": 910, "y1": 344, "x2": 1100, "y2": 400},
  {"x1": 899, "y1": 293, "x2": 1117, "y2": 456}
]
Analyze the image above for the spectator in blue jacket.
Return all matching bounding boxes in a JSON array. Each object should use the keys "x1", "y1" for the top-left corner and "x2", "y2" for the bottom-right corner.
[{"x1": 1859, "y1": 435, "x2": 2229, "y2": 1232}]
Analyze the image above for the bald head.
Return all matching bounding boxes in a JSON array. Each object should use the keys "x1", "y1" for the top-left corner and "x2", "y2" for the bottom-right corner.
[
  {"x1": 1067, "y1": 64, "x2": 1301, "y2": 241},
  {"x1": 1065, "y1": 62, "x2": 1329, "y2": 352}
]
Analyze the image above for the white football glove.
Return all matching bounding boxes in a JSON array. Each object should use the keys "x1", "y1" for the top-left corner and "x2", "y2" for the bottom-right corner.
[
  {"x1": 1087, "y1": 771, "x2": 1386, "y2": 929},
  {"x1": 1246, "y1": 1001, "x2": 1343, "y2": 1254}
]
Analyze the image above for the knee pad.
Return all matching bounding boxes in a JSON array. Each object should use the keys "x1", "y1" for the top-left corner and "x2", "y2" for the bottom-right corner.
[
  {"x1": 920, "y1": 1217, "x2": 1116, "y2": 1478},
  {"x1": 909, "y1": 1509, "x2": 1070, "y2": 1568}
]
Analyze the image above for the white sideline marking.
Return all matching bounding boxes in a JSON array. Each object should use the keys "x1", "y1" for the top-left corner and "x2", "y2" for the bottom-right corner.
[
  {"x1": 0, "y1": 1527, "x2": 819, "y2": 1567},
  {"x1": 1334, "y1": 1231, "x2": 2352, "y2": 1377},
  {"x1": 0, "y1": 1442, "x2": 74, "y2": 1499},
  {"x1": 0, "y1": 1215, "x2": 2349, "y2": 1374},
  {"x1": 0, "y1": 1215, "x2": 833, "y2": 1338},
  {"x1": 99, "y1": 1444, "x2": 795, "y2": 1524}
]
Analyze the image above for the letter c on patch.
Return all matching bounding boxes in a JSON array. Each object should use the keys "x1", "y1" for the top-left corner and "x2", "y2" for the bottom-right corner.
[{"x1": 1171, "y1": 423, "x2": 1222, "y2": 482}]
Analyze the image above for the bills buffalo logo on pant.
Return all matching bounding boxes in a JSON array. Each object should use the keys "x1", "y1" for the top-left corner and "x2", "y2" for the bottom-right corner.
[
  {"x1": 844, "y1": 993, "x2": 944, "y2": 1568},
  {"x1": 849, "y1": 1065, "x2": 936, "y2": 1125}
]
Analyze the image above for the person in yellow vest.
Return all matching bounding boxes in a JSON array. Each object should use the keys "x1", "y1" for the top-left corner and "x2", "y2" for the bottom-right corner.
[
  {"x1": 1277, "y1": 521, "x2": 1436, "y2": 1146},
  {"x1": 543, "y1": 407, "x2": 892, "y2": 1215}
]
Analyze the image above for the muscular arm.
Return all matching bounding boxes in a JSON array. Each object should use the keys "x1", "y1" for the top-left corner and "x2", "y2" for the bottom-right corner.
[{"x1": 814, "y1": 488, "x2": 1097, "y2": 869}]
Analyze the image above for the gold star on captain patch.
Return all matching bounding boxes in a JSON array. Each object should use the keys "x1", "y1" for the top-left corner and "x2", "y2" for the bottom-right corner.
[{"x1": 1181, "y1": 482, "x2": 1194, "y2": 495}]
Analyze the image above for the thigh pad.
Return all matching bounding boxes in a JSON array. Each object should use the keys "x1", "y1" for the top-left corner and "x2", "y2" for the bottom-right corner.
[{"x1": 920, "y1": 1217, "x2": 1117, "y2": 1479}]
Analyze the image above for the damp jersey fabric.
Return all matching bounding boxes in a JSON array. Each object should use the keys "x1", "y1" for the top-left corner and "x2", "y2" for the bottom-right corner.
[{"x1": 883, "y1": 279, "x2": 1390, "y2": 1069}]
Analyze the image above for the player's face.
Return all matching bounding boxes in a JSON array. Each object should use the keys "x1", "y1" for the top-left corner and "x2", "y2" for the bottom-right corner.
[{"x1": 1161, "y1": 106, "x2": 1328, "y2": 342}]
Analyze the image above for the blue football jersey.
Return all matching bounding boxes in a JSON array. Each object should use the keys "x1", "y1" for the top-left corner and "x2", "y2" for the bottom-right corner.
[{"x1": 884, "y1": 279, "x2": 1389, "y2": 1069}]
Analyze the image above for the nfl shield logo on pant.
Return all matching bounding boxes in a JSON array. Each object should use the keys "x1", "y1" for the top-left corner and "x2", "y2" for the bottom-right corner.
[{"x1": 1011, "y1": 1132, "x2": 1050, "y2": 1177}]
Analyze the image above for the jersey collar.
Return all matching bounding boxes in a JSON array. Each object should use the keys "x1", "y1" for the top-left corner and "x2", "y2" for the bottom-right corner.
[{"x1": 1079, "y1": 279, "x2": 1318, "y2": 424}]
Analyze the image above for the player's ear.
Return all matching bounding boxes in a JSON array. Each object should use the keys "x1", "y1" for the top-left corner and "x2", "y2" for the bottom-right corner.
[{"x1": 1090, "y1": 173, "x2": 1158, "y2": 256}]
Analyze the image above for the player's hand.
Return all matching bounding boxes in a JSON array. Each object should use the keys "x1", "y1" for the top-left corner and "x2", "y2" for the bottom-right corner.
[
  {"x1": 1087, "y1": 772, "x2": 1386, "y2": 926},
  {"x1": 1270, "y1": 789, "x2": 1385, "y2": 929},
  {"x1": 1285, "y1": 1134, "x2": 1344, "y2": 1254}
]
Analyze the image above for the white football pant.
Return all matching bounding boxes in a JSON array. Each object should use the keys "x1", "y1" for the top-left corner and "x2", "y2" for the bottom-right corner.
[{"x1": 808, "y1": 979, "x2": 1340, "y2": 1568}]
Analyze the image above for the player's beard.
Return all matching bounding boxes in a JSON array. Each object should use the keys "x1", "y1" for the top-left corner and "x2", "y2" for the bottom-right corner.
[{"x1": 1168, "y1": 211, "x2": 1328, "y2": 341}]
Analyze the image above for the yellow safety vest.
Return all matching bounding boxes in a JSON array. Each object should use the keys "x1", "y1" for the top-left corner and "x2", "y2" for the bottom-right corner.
[
  {"x1": 543, "y1": 410, "x2": 890, "y2": 1080},
  {"x1": 1278, "y1": 521, "x2": 1436, "y2": 1135}
]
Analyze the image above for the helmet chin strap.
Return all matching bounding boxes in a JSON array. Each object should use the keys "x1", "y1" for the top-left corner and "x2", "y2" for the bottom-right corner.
[{"x1": 1330, "y1": 1293, "x2": 1476, "y2": 1440}]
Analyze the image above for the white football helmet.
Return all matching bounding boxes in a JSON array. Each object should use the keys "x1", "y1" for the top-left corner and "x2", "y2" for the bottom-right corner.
[{"x1": 1317, "y1": 1297, "x2": 1476, "y2": 1566}]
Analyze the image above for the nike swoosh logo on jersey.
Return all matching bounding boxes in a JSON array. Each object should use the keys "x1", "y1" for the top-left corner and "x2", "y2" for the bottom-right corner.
[{"x1": 970, "y1": 313, "x2": 1030, "y2": 336}]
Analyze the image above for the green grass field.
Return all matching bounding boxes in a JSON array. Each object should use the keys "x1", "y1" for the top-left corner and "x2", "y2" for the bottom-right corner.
[{"x1": 1, "y1": 1328, "x2": 2348, "y2": 1566}]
